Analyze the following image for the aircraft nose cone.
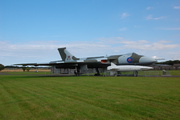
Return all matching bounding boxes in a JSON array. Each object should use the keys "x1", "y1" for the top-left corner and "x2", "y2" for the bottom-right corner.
[
  {"x1": 139, "y1": 57, "x2": 156, "y2": 64},
  {"x1": 140, "y1": 66, "x2": 153, "y2": 70}
]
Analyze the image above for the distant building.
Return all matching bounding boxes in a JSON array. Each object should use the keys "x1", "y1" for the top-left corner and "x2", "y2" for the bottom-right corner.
[
  {"x1": 152, "y1": 64, "x2": 180, "y2": 70},
  {"x1": 174, "y1": 64, "x2": 180, "y2": 70}
]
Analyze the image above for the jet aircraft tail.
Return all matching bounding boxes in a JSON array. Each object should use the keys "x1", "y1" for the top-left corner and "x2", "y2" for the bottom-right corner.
[
  {"x1": 58, "y1": 47, "x2": 79, "y2": 61},
  {"x1": 110, "y1": 62, "x2": 117, "y2": 66}
]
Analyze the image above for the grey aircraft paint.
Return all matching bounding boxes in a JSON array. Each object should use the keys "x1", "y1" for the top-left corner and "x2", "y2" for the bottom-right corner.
[
  {"x1": 15, "y1": 47, "x2": 157, "y2": 75},
  {"x1": 57, "y1": 47, "x2": 156, "y2": 65}
]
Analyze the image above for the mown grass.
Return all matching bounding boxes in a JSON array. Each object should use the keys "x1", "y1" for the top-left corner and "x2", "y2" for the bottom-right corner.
[{"x1": 0, "y1": 73, "x2": 180, "y2": 120}]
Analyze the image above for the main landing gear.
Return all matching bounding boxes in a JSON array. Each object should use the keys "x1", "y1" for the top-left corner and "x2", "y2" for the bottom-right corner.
[
  {"x1": 94, "y1": 68, "x2": 100, "y2": 76},
  {"x1": 133, "y1": 71, "x2": 138, "y2": 77}
]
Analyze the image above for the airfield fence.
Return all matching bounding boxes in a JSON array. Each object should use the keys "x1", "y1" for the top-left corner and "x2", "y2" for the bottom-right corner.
[{"x1": 143, "y1": 70, "x2": 171, "y2": 77}]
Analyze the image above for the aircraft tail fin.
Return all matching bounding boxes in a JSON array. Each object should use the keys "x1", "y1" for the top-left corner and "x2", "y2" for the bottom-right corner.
[
  {"x1": 111, "y1": 62, "x2": 117, "y2": 66},
  {"x1": 58, "y1": 47, "x2": 79, "y2": 61}
]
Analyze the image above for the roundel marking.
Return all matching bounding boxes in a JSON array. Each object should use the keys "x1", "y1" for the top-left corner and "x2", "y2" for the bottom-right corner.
[{"x1": 127, "y1": 57, "x2": 133, "y2": 63}]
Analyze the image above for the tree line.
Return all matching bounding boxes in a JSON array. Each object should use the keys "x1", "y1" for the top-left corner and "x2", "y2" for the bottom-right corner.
[
  {"x1": 0, "y1": 64, "x2": 32, "y2": 72},
  {"x1": 157, "y1": 60, "x2": 180, "y2": 65}
]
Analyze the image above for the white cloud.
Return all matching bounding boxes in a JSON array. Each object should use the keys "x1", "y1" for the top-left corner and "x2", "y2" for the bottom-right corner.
[
  {"x1": 120, "y1": 12, "x2": 129, "y2": 19},
  {"x1": 119, "y1": 27, "x2": 128, "y2": 31},
  {"x1": 97, "y1": 38, "x2": 180, "y2": 60},
  {"x1": 146, "y1": 6, "x2": 153, "y2": 10},
  {"x1": 146, "y1": 15, "x2": 165, "y2": 20},
  {"x1": 119, "y1": 40, "x2": 179, "y2": 50},
  {"x1": 0, "y1": 40, "x2": 113, "y2": 65},
  {"x1": 173, "y1": 6, "x2": 180, "y2": 9},
  {"x1": 159, "y1": 27, "x2": 180, "y2": 30},
  {"x1": 0, "y1": 38, "x2": 179, "y2": 65}
]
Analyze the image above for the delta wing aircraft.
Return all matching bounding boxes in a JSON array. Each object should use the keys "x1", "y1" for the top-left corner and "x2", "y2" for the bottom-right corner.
[{"x1": 15, "y1": 47, "x2": 156, "y2": 75}]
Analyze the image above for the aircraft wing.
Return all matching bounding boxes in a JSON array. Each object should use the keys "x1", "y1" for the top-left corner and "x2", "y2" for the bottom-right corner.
[
  {"x1": 14, "y1": 58, "x2": 110, "y2": 68},
  {"x1": 14, "y1": 60, "x2": 64, "y2": 66}
]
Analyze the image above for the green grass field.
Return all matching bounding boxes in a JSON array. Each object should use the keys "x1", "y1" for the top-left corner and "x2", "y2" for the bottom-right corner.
[{"x1": 0, "y1": 72, "x2": 180, "y2": 120}]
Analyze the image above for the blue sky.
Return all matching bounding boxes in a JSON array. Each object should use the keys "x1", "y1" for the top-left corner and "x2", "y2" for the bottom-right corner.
[{"x1": 0, "y1": 0, "x2": 180, "y2": 65}]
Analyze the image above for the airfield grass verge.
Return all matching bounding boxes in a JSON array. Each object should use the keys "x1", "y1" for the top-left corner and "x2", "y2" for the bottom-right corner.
[{"x1": 0, "y1": 73, "x2": 180, "y2": 120}]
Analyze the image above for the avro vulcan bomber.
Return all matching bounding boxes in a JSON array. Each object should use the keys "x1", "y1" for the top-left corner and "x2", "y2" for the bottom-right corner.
[{"x1": 15, "y1": 47, "x2": 157, "y2": 75}]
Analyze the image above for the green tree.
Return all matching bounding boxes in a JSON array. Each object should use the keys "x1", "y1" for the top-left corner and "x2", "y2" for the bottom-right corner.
[
  {"x1": 0, "y1": 64, "x2": 5, "y2": 71},
  {"x1": 26, "y1": 67, "x2": 31, "y2": 72},
  {"x1": 22, "y1": 66, "x2": 26, "y2": 72}
]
